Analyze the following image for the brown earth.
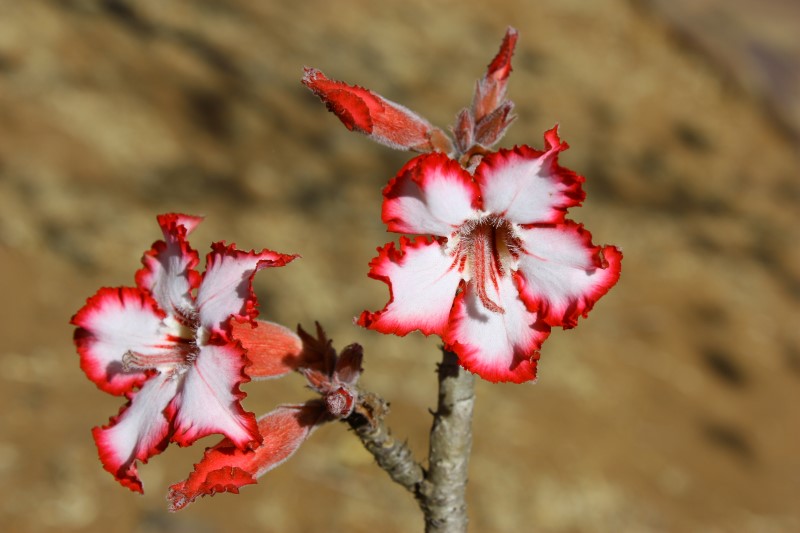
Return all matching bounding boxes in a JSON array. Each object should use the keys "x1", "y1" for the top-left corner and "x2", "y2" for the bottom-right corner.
[{"x1": 1, "y1": 1, "x2": 799, "y2": 532}]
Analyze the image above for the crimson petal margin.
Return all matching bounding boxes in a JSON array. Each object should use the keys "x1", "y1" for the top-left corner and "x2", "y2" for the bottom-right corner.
[
  {"x1": 93, "y1": 373, "x2": 180, "y2": 493},
  {"x1": 170, "y1": 342, "x2": 260, "y2": 449},
  {"x1": 168, "y1": 402, "x2": 327, "y2": 511},
  {"x1": 196, "y1": 243, "x2": 297, "y2": 335},
  {"x1": 475, "y1": 127, "x2": 585, "y2": 225},
  {"x1": 72, "y1": 287, "x2": 172, "y2": 395},
  {"x1": 135, "y1": 214, "x2": 202, "y2": 314},
  {"x1": 382, "y1": 153, "x2": 481, "y2": 237},
  {"x1": 515, "y1": 221, "x2": 623, "y2": 328},
  {"x1": 358, "y1": 236, "x2": 463, "y2": 337},
  {"x1": 444, "y1": 277, "x2": 550, "y2": 384}
]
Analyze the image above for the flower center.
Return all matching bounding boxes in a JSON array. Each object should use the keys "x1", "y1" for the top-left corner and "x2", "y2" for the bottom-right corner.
[
  {"x1": 450, "y1": 215, "x2": 522, "y2": 314},
  {"x1": 122, "y1": 311, "x2": 203, "y2": 375}
]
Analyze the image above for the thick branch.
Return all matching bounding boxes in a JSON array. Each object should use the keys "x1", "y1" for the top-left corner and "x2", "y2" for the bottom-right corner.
[
  {"x1": 419, "y1": 349, "x2": 475, "y2": 533},
  {"x1": 345, "y1": 390, "x2": 425, "y2": 493},
  {"x1": 346, "y1": 350, "x2": 475, "y2": 533}
]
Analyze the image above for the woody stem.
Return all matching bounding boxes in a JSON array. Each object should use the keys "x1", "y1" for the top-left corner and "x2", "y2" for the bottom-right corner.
[
  {"x1": 418, "y1": 349, "x2": 475, "y2": 533},
  {"x1": 346, "y1": 349, "x2": 475, "y2": 532}
]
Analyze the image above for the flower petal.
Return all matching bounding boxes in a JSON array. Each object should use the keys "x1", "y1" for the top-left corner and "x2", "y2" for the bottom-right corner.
[
  {"x1": 93, "y1": 373, "x2": 180, "y2": 493},
  {"x1": 135, "y1": 214, "x2": 202, "y2": 315},
  {"x1": 302, "y1": 67, "x2": 451, "y2": 152},
  {"x1": 167, "y1": 402, "x2": 327, "y2": 511},
  {"x1": 445, "y1": 276, "x2": 550, "y2": 383},
  {"x1": 382, "y1": 154, "x2": 481, "y2": 237},
  {"x1": 72, "y1": 287, "x2": 175, "y2": 395},
  {"x1": 231, "y1": 320, "x2": 304, "y2": 380},
  {"x1": 171, "y1": 342, "x2": 259, "y2": 449},
  {"x1": 358, "y1": 236, "x2": 463, "y2": 337},
  {"x1": 516, "y1": 222, "x2": 623, "y2": 328},
  {"x1": 196, "y1": 243, "x2": 297, "y2": 334},
  {"x1": 475, "y1": 127, "x2": 585, "y2": 224}
]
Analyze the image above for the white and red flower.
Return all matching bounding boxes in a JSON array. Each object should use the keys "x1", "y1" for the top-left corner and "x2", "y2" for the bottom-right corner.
[
  {"x1": 72, "y1": 214, "x2": 297, "y2": 492},
  {"x1": 358, "y1": 128, "x2": 622, "y2": 383},
  {"x1": 167, "y1": 324, "x2": 363, "y2": 511}
]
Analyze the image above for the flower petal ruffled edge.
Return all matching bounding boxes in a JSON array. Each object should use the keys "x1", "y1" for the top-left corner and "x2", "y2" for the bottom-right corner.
[
  {"x1": 382, "y1": 153, "x2": 481, "y2": 237},
  {"x1": 515, "y1": 221, "x2": 623, "y2": 328},
  {"x1": 475, "y1": 126, "x2": 585, "y2": 225},
  {"x1": 167, "y1": 402, "x2": 328, "y2": 511},
  {"x1": 357, "y1": 236, "x2": 462, "y2": 337},
  {"x1": 196, "y1": 243, "x2": 298, "y2": 335},
  {"x1": 169, "y1": 341, "x2": 260, "y2": 450},
  {"x1": 444, "y1": 278, "x2": 550, "y2": 384},
  {"x1": 93, "y1": 373, "x2": 179, "y2": 493},
  {"x1": 72, "y1": 287, "x2": 165, "y2": 395},
  {"x1": 135, "y1": 213, "x2": 203, "y2": 314}
]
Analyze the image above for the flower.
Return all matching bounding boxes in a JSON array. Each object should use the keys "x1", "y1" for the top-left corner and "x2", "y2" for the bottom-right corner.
[
  {"x1": 167, "y1": 323, "x2": 363, "y2": 511},
  {"x1": 358, "y1": 128, "x2": 622, "y2": 383},
  {"x1": 72, "y1": 214, "x2": 297, "y2": 492}
]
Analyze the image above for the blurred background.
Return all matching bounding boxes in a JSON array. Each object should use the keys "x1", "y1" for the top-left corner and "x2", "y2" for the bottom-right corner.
[{"x1": 1, "y1": 0, "x2": 799, "y2": 532}]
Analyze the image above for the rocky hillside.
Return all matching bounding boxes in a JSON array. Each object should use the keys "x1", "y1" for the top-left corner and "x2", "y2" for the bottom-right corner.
[{"x1": 0, "y1": 1, "x2": 798, "y2": 532}]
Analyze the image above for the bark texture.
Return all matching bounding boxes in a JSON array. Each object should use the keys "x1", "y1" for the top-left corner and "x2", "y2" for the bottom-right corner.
[
  {"x1": 419, "y1": 350, "x2": 475, "y2": 533},
  {"x1": 348, "y1": 350, "x2": 475, "y2": 533}
]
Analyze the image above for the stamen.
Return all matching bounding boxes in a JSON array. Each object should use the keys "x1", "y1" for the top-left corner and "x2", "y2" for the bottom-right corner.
[
  {"x1": 471, "y1": 224, "x2": 505, "y2": 314},
  {"x1": 122, "y1": 349, "x2": 187, "y2": 371},
  {"x1": 454, "y1": 214, "x2": 525, "y2": 314}
]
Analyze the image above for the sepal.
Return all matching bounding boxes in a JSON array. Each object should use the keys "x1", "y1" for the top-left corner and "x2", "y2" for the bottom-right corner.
[{"x1": 297, "y1": 324, "x2": 363, "y2": 419}]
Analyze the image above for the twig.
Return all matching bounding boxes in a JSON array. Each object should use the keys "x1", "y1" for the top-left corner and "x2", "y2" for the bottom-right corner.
[
  {"x1": 347, "y1": 350, "x2": 475, "y2": 533},
  {"x1": 346, "y1": 390, "x2": 426, "y2": 493}
]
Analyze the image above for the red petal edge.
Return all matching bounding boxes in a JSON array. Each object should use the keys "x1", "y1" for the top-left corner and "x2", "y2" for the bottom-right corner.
[
  {"x1": 356, "y1": 235, "x2": 455, "y2": 337},
  {"x1": 72, "y1": 286, "x2": 162, "y2": 395},
  {"x1": 200, "y1": 242, "x2": 298, "y2": 334},
  {"x1": 476, "y1": 126, "x2": 586, "y2": 222},
  {"x1": 167, "y1": 339, "x2": 261, "y2": 450},
  {"x1": 514, "y1": 224, "x2": 623, "y2": 328},
  {"x1": 92, "y1": 393, "x2": 172, "y2": 494},
  {"x1": 381, "y1": 152, "x2": 482, "y2": 234},
  {"x1": 135, "y1": 213, "x2": 203, "y2": 298},
  {"x1": 444, "y1": 283, "x2": 550, "y2": 384},
  {"x1": 167, "y1": 402, "x2": 328, "y2": 511},
  {"x1": 449, "y1": 337, "x2": 542, "y2": 384}
]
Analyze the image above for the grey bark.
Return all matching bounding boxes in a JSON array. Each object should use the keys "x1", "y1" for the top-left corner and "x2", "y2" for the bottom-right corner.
[
  {"x1": 347, "y1": 349, "x2": 475, "y2": 533},
  {"x1": 418, "y1": 350, "x2": 475, "y2": 533}
]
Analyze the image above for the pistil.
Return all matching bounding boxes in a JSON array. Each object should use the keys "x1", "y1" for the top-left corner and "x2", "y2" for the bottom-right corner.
[
  {"x1": 453, "y1": 215, "x2": 523, "y2": 314},
  {"x1": 470, "y1": 223, "x2": 505, "y2": 314},
  {"x1": 122, "y1": 348, "x2": 190, "y2": 372}
]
